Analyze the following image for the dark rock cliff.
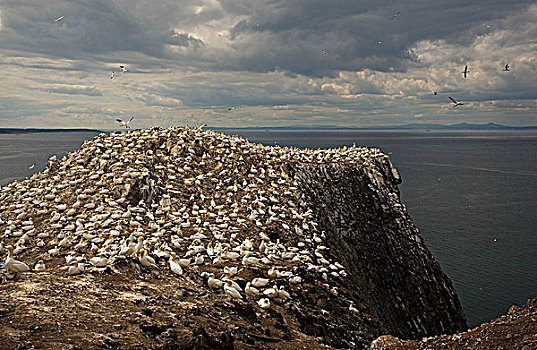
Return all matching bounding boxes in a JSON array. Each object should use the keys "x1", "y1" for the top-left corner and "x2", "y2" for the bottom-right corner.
[{"x1": 292, "y1": 156, "x2": 468, "y2": 339}]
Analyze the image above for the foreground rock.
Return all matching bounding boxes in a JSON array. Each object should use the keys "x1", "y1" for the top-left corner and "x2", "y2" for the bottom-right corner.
[
  {"x1": 371, "y1": 298, "x2": 537, "y2": 350},
  {"x1": 0, "y1": 127, "x2": 466, "y2": 348}
]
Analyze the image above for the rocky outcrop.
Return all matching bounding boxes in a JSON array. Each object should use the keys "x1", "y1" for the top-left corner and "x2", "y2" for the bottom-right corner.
[
  {"x1": 370, "y1": 298, "x2": 537, "y2": 350},
  {"x1": 0, "y1": 127, "x2": 466, "y2": 349},
  {"x1": 292, "y1": 158, "x2": 467, "y2": 338}
]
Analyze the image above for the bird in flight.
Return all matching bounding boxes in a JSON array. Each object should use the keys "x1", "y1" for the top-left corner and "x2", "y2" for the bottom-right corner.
[
  {"x1": 227, "y1": 106, "x2": 236, "y2": 111},
  {"x1": 448, "y1": 97, "x2": 464, "y2": 107},
  {"x1": 119, "y1": 65, "x2": 128, "y2": 73},
  {"x1": 390, "y1": 11, "x2": 401, "y2": 20},
  {"x1": 116, "y1": 117, "x2": 134, "y2": 129},
  {"x1": 462, "y1": 65, "x2": 469, "y2": 78},
  {"x1": 110, "y1": 71, "x2": 115, "y2": 79},
  {"x1": 28, "y1": 164, "x2": 35, "y2": 169},
  {"x1": 433, "y1": 91, "x2": 438, "y2": 95},
  {"x1": 54, "y1": 16, "x2": 64, "y2": 23},
  {"x1": 502, "y1": 64, "x2": 510, "y2": 71}
]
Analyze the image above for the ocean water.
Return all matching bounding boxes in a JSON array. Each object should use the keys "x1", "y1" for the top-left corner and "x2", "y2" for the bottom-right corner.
[{"x1": 1, "y1": 129, "x2": 536, "y2": 327}]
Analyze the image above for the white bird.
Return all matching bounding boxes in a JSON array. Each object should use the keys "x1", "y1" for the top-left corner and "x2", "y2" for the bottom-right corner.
[
  {"x1": 245, "y1": 282, "x2": 261, "y2": 297},
  {"x1": 138, "y1": 249, "x2": 157, "y2": 269},
  {"x1": 448, "y1": 97, "x2": 464, "y2": 107},
  {"x1": 349, "y1": 301, "x2": 359, "y2": 314},
  {"x1": 390, "y1": 11, "x2": 400, "y2": 20},
  {"x1": 251, "y1": 277, "x2": 270, "y2": 288},
  {"x1": 119, "y1": 65, "x2": 128, "y2": 73},
  {"x1": 90, "y1": 254, "x2": 108, "y2": 267},
  {"x1": 207, "y1": 273, "x2": 223, "y2": 289},
  {"x1": 257, "y1": 298, "x2": 270, "y2": 309},
  {"x1": 54, "y1": 16, "x2": 64, "y2": 23},
  {"x1": 4, "y1": 246, "x2": 30, "y2": 277},
  {"x1": 223, "y1": 280, "x2": 243, "y2": 300},
  {"x1": 68, "y1": 261, "x2": 84, "y2": 275},
  {"x1": 116, "y1": 117, "x2": 134, "y2": 129},
  {"x1": 28, "y1": 164, "x2": 35, "y2": 169},
  {"x1": 263, "y1": 285, "x2": 279, "y2": 299},
  {"x1": 34, "y1": 260, "x2": 46, "y2": 271},
  {"x1": 169, "y1": 253, "x2": 183, "y2": 275}
]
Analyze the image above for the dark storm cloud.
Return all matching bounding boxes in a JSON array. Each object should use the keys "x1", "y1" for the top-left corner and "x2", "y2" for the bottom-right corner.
[{"x1": 0, "y1": 0, "x2": 534, "y2": 76}]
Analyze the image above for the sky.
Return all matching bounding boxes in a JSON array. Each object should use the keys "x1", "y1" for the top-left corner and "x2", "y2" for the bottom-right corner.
[{"x1": 0, "y1": 0, "x2": 536, "y2": 128}]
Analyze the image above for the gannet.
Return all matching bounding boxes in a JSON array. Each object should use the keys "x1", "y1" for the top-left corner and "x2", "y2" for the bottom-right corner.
[
  {"x1": 257, "y1": 298, "x2": 270, "y2": 309},
  {"x1": 34, "y1": 260, "x2": 46, "y2": 271},
  {"x1": 138, "y1": 248, "x2": 157, "y2": 269},
  {"x1": 169, "y1": 253, "x2": 183, "y2": 275},
  {"x1": 119, "y1": 65, "x2": 128, "y2": 73},
  {"x1": 349, "y1": 301, "x2": 359, "y2": 314},
  {"x1": 263, "y1": 285, "x2": 279, "y2": 299},
  {"x1": 90, "y1": 253, "x2": 108, "y2": 267},
  {"x1": 54, "y1": 16, "x2": 64, "y2": 23},
  {"x1": 462, "y1": 65, "x2": 469, "y2": 78},
  {"x1": 223, "y1": 280, "x2": 243, "y2": 300},
  {"x1": 110, "y1": 71, "x2": 115, "y2": 79},
  {"x1": 503, "y1": 64, "x2": 510, "y2": 71},
  {"x1": 116, "y1": 117, "x2": 134, "y2": 130},
  {"x1": 5, "y1": 246, "x2": 30, "y2": 277},
  {"x1": 448, "y1": 97, "x2": 464, "y2": 107},
  {"x1": 29, "y1": 164, "x2": 35, "y2": 169},
  {"x1": 245, "y1": 282, "x2": 261, "y2": 297}
]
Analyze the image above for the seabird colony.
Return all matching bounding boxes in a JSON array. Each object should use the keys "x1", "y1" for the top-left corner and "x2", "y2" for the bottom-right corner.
[{"x1": 0, "y1": 127, "x2": 385, "y2": 308}]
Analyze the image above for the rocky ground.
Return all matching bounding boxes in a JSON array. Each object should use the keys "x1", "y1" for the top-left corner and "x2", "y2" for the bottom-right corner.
[
  {"x1": 0, "y1": 260, "x2": 376, "y2": 350},
  {"x1": 370, "y1": 298, "x2": 537, "y2": 350}
]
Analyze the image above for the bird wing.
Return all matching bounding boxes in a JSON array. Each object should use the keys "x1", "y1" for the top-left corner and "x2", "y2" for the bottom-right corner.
[
  {"x1": 116, "y1": 119, "x2": 123, "y2": 123},
  {"x1": 119, "y1": 65, "x2": 125, "y2": 68},
  {"x1": 129, "y1": 116, "x2": 134, "y2": 121},
  {"x1": 448, "y1": 97, "x2": 457, "y2": 104}
]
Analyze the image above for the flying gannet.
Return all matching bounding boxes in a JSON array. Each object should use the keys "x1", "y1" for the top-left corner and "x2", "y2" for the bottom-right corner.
[
  {"x1": 462, "y1": 65, "x2": 469, "y2": 78},
  {"x1": 503, "y1": 64, "x2": 510, "y2": 71},
  {"x1": 116, "y1": 117, "x2": 134, "y2": 129},
  {"x1": 448, "y1": 97, "x2": 464, "y2": 107},
  {"x1": 54, "y1": 16, "x2": 64, "y2": 23}
]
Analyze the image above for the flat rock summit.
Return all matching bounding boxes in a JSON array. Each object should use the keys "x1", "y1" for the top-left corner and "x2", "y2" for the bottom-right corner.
[{"x1": 0, "y1": 126, "x2": 467, "y2": 349}]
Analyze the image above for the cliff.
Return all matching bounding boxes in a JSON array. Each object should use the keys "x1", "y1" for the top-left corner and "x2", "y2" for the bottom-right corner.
[
  {"x1": 371, "y1": 297, "x2": 537, "y2": 350},
  {"x1": 0, "y1": 127, "x2": 465, "y2": 349}
]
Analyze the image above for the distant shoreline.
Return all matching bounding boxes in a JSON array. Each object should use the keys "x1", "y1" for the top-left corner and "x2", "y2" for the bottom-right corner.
[
  {"x1": 0, "y1": 128, "x2": 103, "y2": 134},
  {"x1": 1, "y1": 122, "x2": 536, "y2": 134}
]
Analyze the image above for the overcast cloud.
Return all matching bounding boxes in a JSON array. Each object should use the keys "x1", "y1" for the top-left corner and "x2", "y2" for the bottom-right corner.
[{"x1": 0, "y1": 0, "x2": 536, "y2": 128}]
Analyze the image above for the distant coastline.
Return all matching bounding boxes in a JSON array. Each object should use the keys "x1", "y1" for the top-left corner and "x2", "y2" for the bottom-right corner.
[
  {"x1": 218, "y1": 122, "x2": 537, "y2": 131},
  {"x1": 0, "y1": 128, "x2": 103, "y2": 134},
  {"x1": 1, "y1": 122, "x2": 537, "y2": 134}
]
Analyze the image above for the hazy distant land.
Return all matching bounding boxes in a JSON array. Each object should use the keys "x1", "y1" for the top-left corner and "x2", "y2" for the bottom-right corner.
[{"x1": 1, "y1": 122, "x2": 536, "y2": 134}]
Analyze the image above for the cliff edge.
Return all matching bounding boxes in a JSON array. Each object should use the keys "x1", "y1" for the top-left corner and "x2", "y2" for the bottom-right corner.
[{"x1": 0, "y1": 127, "x2": 465, "y2": 349}]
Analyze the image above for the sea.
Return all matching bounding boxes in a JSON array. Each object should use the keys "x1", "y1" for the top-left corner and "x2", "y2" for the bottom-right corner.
[{"x1": 1, "y1": 129, "x2": 536, "y2": 327}]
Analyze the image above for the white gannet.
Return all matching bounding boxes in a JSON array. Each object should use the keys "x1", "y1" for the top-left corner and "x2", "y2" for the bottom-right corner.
[
  {"x1": 119, "y1": 65, "x2": 128, "y2": 73},
  {"x1": 169, "y1": 253, "x2": 183, "y2": 275},
  {"x1": 245, "y1": 282, "x2": 260, "y2": 297},
  {"x1": 5, "y1": 246, "x2": 30, "y2": 277},
  {"x1": 34, "y1": 260, "x2": 46, "y2": 271},
  {"x1": 223, "y1": 280, "x2": 243, "y2": 300},
  {"x1": 116, "y1": 117, "x2": 134, "y2": 129},
  {"x1": 54, "y1": 16, "x2": 64, "y2": 23},
  {"x1": 349, "y1": 301, "x2": 359, "y2": 314},
  {"x1": 448, "y1": 97, "x2": 464, "y2": 108},
  {"x1": 29, "y1": 164, "x2": 35, "y2": 169},
  {"x1": 257, "y1": 297, "x2": 270, "y2": 309},
  {"x1": 251, "y1": 277, "x2": 270, "y2": 288},
  {"x1": 138, "y1": 248, "x2": 157, "y2": 269}
]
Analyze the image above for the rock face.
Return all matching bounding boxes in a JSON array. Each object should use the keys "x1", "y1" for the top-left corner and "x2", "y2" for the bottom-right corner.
[
  {"x1": 0, "y1": 127, "x2": 466, "y2": 349},
  {"x1": 293, "y1": 160, "x2": 468, "y2": 338},
  {"x1": 370, "y1": 298, "x2": 537, "y2": 350}
]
